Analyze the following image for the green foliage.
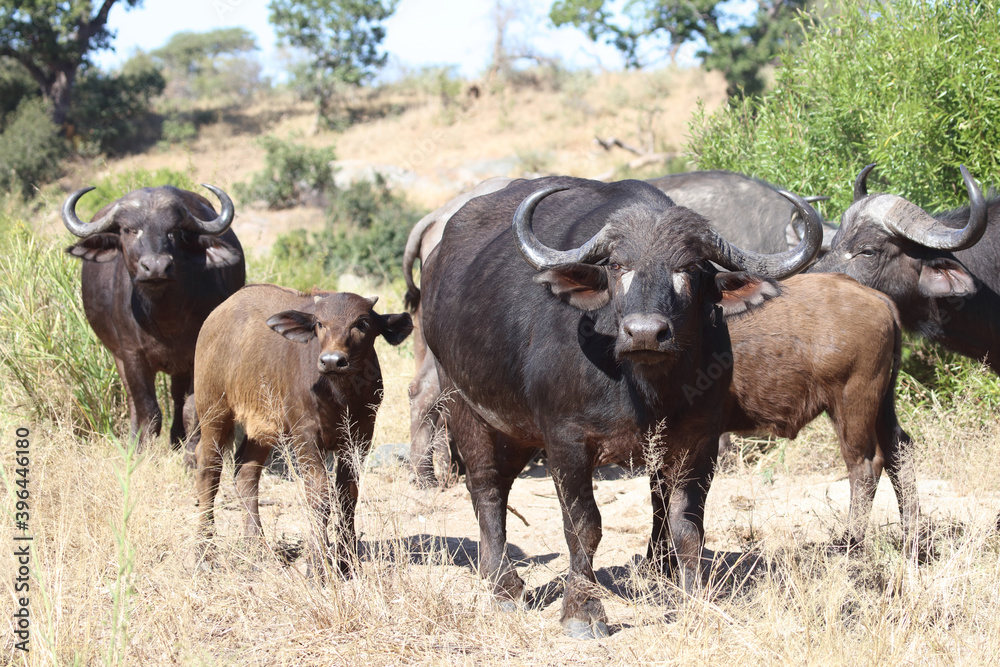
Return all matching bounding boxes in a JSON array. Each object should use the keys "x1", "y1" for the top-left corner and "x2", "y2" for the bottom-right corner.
[
  {"x1": 73, "y1": 167, "x2": 199, "y2": 221},
  {"x1": 234, "y1": 135, "x2": 337, "y2": 209},
  {"x1": 150, "y1": 28, "x2": 265, "y2": 104},
  {"x1": 688, "y1": 0, "x2": 1000, "y2": 216},
  {"x1": 898, "y1": 336, "x2": 1000, "y2": 418},
  {"x1": 0, "y1": 97, "x2": 65, "y2": 198},
  {"x1": 269, "y1": 175, "x2": 425, "y2": 288},
  {"x1": 67, "y1": 63, "x2": 166, "y2": 155},
  {"x1": 158, "y1": 116, "x2": 197, "y2": 147},
  {"x1": 0, "y1": 216, "x2": 126, "y2": 435},
  {"x1": 0, "y1": 0, "x2": 144, "y2": 125},
  {"x1": 0, "y1": 57, "x2": 38, "y2": 124},
  {"x1": 268, "y1": 0, "x2": 399, "y2": 125},
  {"x1": 550, "y1": 0, "x2": 808, "y2": 97}
]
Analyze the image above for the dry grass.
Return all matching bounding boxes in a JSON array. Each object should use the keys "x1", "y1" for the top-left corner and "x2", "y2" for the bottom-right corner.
[{"x1": 4, "y1": 278, "x2": 1000, "y2": 666}]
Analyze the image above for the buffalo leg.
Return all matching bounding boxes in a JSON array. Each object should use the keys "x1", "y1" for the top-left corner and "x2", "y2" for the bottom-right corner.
[
  {"x1": 830, "y1": 405, "x2": 880, "y2": 550},
  {"x1": 454, "y1": 399, "x2": 532, "y2": 606},
  {"x1": 409, "y1": 354, "x2": 444, "y2": 486},
  {"x1": 168, "y1": 373, "x2": 193, "y2": 449},
  {"x1": 647, "y1": 467, "x2": 677, "y2": 576},
  {"x1": 299, "y1": 444, "x2": 332, "y2": 580},
  {"x1": 116, "y1": 355, "x2": 162, "y2": 447},
  {"x1": 234, "y1": 436, "x2": 270, "y2": 552},
  {"x1": 665, "y1": 443, "x2": 716, "y2": 594},
  {"x1": 194, "y1": 408, "x2": 235, "y2": 560},
  {"x1": 545, "y1": 432, "x2": 608, "y2": 640},
  {"x1": 875, "y1": 399, "x2": 920, "y2": 559},
  {"x1": 332, "y1": 453, "x2": 360, "y2": 576}
]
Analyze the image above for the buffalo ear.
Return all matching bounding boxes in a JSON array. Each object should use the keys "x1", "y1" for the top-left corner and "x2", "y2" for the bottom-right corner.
[
  {"x1": 267, "y1": 310, "x2": 317, "y2": 343},
  {"x1": 715, "y1": 272, "x2": 782, "y2": 319},
  {"x1": 917, "y1": 257, "x2": 976, "y2": 297},
  {"x1": 533, "y1": 264, "x2": 610, "y2": 311},
  {"x1": 379, "y1": 312, "x2": 413, "y2": 346},
  {"x1": 199, "y1": 236, "x2": 243, "y2": 268},
  {"x1": 66, "y1": 234, "x2": 121, "y2": 262}
]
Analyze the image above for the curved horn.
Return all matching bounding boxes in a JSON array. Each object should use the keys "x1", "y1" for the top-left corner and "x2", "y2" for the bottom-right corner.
[
  {"x1": 511, "y1": 186, "x2": 615, "y2": 269},
  {"x1": 61, "y1": 187, "x2": 119, "y2": 237},
  {"x1": 702, "y1": 189, "x2": 823, "y2": 279},
  {"x1": 874, "y1": 165, "x2": 987, "y2": 251},
  {"x1": 854, "y1": 163, "x2": 877, "y2": 202},
  {"x1": 184, "y1": 184, "x2": 235, "y2": 236}
]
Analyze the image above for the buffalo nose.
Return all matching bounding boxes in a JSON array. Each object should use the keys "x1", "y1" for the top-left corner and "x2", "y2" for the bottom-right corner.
[
  {"x1": 318, "y1": 352, "x2": 349, "y2": 373},
  {"x1": 622, "y1": 313, "x2": 672, "y2": 350},
  {"x1": 137, "y1": 255, "x2": 173, "y2": 280}
]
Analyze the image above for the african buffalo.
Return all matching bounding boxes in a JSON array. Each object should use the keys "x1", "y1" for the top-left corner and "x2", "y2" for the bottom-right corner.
[
  {"x1": 63, "y1": 185, "x2": 245, "y2": 448},
  {"x1": 811, "y1": 165, "x2": 995, "y2": 370},
  {"x1": 648, "y1": 170, "x2": 839, "y2": 254},
  {"x1": 405, "y1": 172, "x2": 835, "y2": 483},
  {"x1": 193, "y1": 284, "x2": 412, "y2": 577},
  {"x1": 716, "y1": 273, "x2": 918, "y2": 557},
  {"x1": 419, "y1": 176, "x2": 821, "y2": 638}
]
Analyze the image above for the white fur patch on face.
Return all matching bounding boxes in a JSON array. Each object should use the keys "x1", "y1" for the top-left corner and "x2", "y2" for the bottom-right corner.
[
  {"x1": 314, "y1": 295, "x2": 323, "y2": 303},
  {"x1": 673, "y1": 271, "x2": 688, "y2": 294},
  {"x1": 135, "y1": 229, "x2": 143, "y2": 239},
  {"x1": 620, "y1": 270, "x2": 635, "y2": 295}
]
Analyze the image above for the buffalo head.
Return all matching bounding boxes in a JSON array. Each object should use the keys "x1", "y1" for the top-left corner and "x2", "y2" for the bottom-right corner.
[
  {"x1": 63, "y1": 185, "x2": 242, "y2": 286},
  {"x1": 512, "y1": 184, "x2": 822, "y2": 365},
  {"x1": 267, "y1": 293, "x2": 413, "y2": 375},
  {"x1": 811, "y1": 164, "x2": 987, "y2": 322}
]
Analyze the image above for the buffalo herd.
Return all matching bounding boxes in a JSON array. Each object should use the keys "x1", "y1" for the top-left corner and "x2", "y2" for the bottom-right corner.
[{"x1": 64, "y1": 163, "x2": 996, "y2": 639}]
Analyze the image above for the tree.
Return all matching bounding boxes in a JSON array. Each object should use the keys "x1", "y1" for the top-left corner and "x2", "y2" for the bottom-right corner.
[
  {"x1": 0, "y1": 0, "x2": 143, "y2": 127},
  {"x1": 549, "y1": 0, "x2": 807, "y2": 97},
  {"x1": 268, "y1": 0, "x2": 399, "y2": 126},
  {"x1": 150, "y1": 28, "x2": 263, "y2": 102}
]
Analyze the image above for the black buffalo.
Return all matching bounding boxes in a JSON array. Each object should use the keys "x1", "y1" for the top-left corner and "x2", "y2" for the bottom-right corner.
[
  {"x1": 63, "y1": 185, "x2": 245, "y2": 448},
  {"x1": 648, "y1": 170, "x2": 838, "y2": 254},
  {"x1": 811, "y1": 165, "x2": 995, "y2": 369},
  {"x1": 419, "y1": 176, "x2": 821, "y2": 638}
]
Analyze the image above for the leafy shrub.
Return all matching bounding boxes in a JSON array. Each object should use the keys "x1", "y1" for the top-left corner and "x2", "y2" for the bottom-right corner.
[
  {"x1": 270, "y1": 175, "x2": 425, "y2": 288},
  {"x1": 688, "y1": 0, "x2": 1000, "y2": 215},
  {"x1": 0, "y1": 59, "x2": 39, "y2": 125},
  {"x1": 67, "y1": 63, "x2": 166, "y2": 156},
  {"x1": 71, "y1": 167, "x2": 199, "y2": 221},
  {"x1": 159, "y1": 117, "x2": 198, "y2": 146},
  {"x1": 0, "y1": 97, "x2": 65, "y2": 199},
  {"x1": 234, "y1": 135, "x2": 337, "y2": 209},
  {"x1": 688, "y1": 0, "x2": 1000, "y2": 405}
]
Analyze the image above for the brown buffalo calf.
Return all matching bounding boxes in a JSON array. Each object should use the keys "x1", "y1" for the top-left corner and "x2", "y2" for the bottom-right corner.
[
  {"x1": 193, "y1": 284, "x2": 412, "y2": 576},
  {"x1": 724, "y1": 273, "x2": 918, "y2": 554}
]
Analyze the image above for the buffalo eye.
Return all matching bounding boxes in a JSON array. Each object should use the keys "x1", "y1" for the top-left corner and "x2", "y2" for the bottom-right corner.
[
  {"x1": 121, "y1": 227, "x2": 134, "y2": 236},
  {"x1": 856, "y1": 247, "x2": 876, "y2": 258},
  {"x1": 354, "y1": 318, "x2": 371, "y2": 333}
]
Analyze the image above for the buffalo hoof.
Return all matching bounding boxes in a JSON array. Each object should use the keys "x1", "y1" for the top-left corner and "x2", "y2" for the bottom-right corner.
[{"x1": 563, "y1": 618, "x2": 610, "y2": 640}]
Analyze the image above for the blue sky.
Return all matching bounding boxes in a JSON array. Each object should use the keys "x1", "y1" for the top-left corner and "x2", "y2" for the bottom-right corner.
[{"x1": 92, "y1": 0, "x2": 704, "y2": 79}]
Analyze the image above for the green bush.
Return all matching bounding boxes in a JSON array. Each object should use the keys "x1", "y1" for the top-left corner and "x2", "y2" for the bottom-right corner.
[
  {"x1": 0, "y1": 59, "x2": 39, "y2": 126},
  {"x1": 159, "y1": 117, "x2": 198, "y2": 146},
  {"x1": 687, "y1": 0, "x2": 1000, "y2": 405},
  {"x1": 234, "y1": 135, "x2": 337, "y2": 209},
  {"x1": 67, "y1": 64, "x2": 166, "y2": 155},
  {"x1": 0, "y1": 97, "x2": 65, "y2": 199},
  {"x1": 269, "y1": 175, "x2": 425, "y2": 288},
  {"x1": 688, "y1": 0, "x2": 1000, "y2": 215},
  {"x1": 71, "y1": 167, "x2": 198, "y2": 221}
]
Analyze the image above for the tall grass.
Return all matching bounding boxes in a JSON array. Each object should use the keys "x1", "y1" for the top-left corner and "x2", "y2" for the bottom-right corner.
[{"x1": 0, "y1": 212, "x2": 125, "y2": 436}]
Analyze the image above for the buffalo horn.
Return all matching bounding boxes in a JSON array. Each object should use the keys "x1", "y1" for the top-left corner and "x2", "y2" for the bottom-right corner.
[
  {"x1": 854, "y1": 163, "x2": 878, "y2": 202},
  {"x1": 512, "y1": 186, "x2": 615, "y2": 269},
  {"x1": 61, "y1": 187, "x2": 119, "y2": 237},
  {"x1": 872, "y1": 165, "x2": 987, "y2": 251},
  {"x1": 184, "y1": 184, "x2": 235, "y2": 236},
  {"x1": 702, "y1": 189, "x2": 823, "y2": 279}
]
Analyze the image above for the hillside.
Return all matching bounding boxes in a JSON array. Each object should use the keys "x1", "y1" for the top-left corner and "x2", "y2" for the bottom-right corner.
[{"x1": 55, "y1": 67, "x2": 727, "y2": 251}]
